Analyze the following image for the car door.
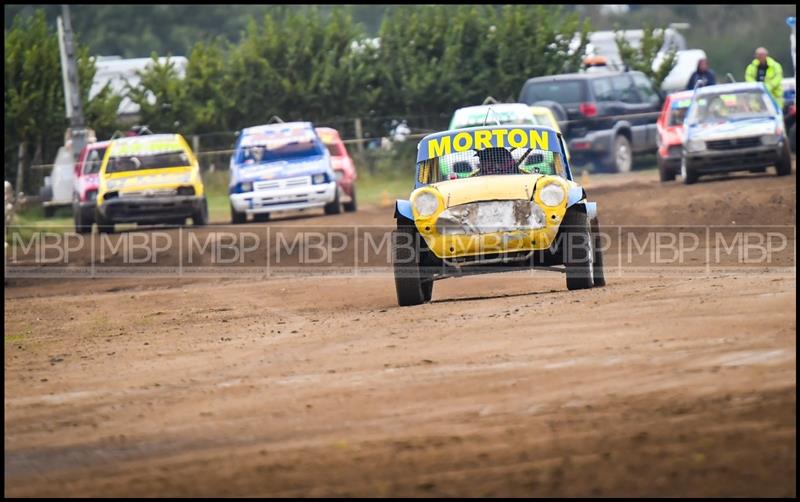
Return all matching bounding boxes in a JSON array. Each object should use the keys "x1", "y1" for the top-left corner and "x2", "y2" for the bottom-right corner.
[
  {"x1": 631, "y1": 72, "x2": 663, "y2": 148},
  {"x1": 610, "y1": 74, "x2": 652, "y2": 152}
]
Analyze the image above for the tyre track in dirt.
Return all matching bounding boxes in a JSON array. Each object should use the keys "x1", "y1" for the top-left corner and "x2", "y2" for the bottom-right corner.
[{"x1": 4, "y1": 167, "x2": 796, "y2": 496}]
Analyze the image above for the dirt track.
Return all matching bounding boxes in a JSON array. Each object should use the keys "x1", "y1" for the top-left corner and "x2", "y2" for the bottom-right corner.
[{"x1": 4, "y1": 168, "x2": 797, "y2": 497}]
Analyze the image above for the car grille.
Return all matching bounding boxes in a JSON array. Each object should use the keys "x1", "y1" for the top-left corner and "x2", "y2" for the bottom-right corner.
[
  {"x1": 253, "y1": 176, "x2": 310, "y2": 192},
  {"x1": 706, "y1": 136, "x2": 762, "y2": 150},
  {"x1": 121, "y1": 188, "x2": 176, "y2": 198},
  {"x1": 435, "y1": 200, "x2": 546, "y2": 235}
]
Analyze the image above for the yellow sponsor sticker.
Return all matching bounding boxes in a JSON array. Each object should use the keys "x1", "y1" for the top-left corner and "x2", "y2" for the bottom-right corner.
[{"x1": 426, "y1": 128, "x2": 549, "y2": 158}]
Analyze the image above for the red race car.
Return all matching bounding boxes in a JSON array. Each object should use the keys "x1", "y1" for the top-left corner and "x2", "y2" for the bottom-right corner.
[
  {"x1": 72, "y1": 140, "x2": 110, "y2": 233},
  {"x1": 316, "y1": 127, "x2": 358, "y2": 212},
  {"x1": 656, "y1": 90, "x2": 693, "y2": 182}
]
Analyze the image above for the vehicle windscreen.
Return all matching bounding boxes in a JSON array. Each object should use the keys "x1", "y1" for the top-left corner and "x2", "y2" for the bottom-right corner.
[
  {"x1": 687, "y1": 90, "x2": 775, "y2": 125},
  {"x1": 451, "y1": 109, "x2": 535, "y2": 129},
  {"x1": 520, "y1": 80, "x2": 585, "y2": 104},
  {"x1": 106, "y1": 150, "x2": 191, "y2": 174},
  {"x1": 420, "y1": 146, "x2": 566, "y2": 184},
  {"x1": 236, "y1": 133, "x2": 324, "y2": 165},
  {"x1": 668, "y1": 98, "x2": 692, "y2": 126},
  {"x1": 83, "y1": 148, "x2": 107, "y2": 175}
]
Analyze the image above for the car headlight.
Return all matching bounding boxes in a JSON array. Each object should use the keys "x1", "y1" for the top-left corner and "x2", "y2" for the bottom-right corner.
[
  {"x1": 686, "y1": 139, "x2": 706, "y2": 153},
  {"x1": 86, "y1": 190, "x2": 98, "y2": 202},
  {"x1": 539, "y1": 183, "x2": 566, "y2": 207},
  {"x1": 240, "y1": 181, "x2": 253, "y2": 192},
  {"x1": 412, "y1": 190, "x2": 440, "y2": 217},
  {"x1": 312, "y1": 173, "x2": 327, "y2": 184},
  {"x1": 761, "y1": 134, "x2": 780, "y2": 146},
  {"x1": 334, "y1": 170, "x2": 344, "y2": 181}
]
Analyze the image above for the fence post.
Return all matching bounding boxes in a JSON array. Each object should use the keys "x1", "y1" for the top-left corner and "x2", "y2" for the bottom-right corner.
[
  {"x1": 16, "y1": 143, "x2": 25, "y2": 195},
  {"x1": 192, "y1": 135, "x2": 201, "y2": 169},
  {"x1": 354, "y1": 118, "x2": 364, "y2": 153}
]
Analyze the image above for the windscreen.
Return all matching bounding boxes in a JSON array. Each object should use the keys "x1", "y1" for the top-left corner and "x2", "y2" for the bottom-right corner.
[
  {"x1": 236, "y1": 128, "x2": 324, "y2": 165},
  {"x1": 687, "y1": 90, "x2": 775, "y2": 125},
  {"x1": 521, "y1": 80, "x2": 585, "y2": 104},
  {"x1": 419, "y1": 146, "x2": 565, "y2": 184},
  {"x1": 106, "y1": 150, "x2": 191, "y2": 174},
  {"x1": 451, "y1": 107, "x2": 535, "y2": 129}
]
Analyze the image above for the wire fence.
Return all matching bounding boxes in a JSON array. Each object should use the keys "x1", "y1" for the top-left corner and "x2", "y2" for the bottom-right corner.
[{"x1": 7, "y1": 109, "x2": 666, "y2": 196}]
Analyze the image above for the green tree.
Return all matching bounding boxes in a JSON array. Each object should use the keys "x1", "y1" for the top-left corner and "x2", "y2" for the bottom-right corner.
[
  {"x1": 615, "y1": 25, "x2": 678, "y2": 92},
  {"x1": 125, "y1": 53, "x2": 187, "y2": 133},
  {"x1": 4, "y1": 9, "x2": 120, "y2": 193}
]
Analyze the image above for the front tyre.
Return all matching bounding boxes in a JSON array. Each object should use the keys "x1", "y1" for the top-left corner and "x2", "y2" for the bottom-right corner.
[
  {"x1": 193, "y1": 197, "x2": 208, "y2": 226},
  {"x1": 560, "y1": 207, "x2": 594, "y2": 291},
  {"x1": 324, "y1": 187, "x2": 343, "y2": 215},
  {"x1": 591, "y1": 217, "x2": 606, "y2": 288},
  {"x1": 775, "y1": 139, "x2": 792, "y2": 176},
  {"x1": 681, "y1": 157, "x2": 699, "y2": 185},
  {"x1": 231, "y1": 202, "x2": 247, "y2": 224},
  {"x1": 657, "y1": 155, "x2": 676, "y2": 182},
  {"x1": 392, "y1": 222, "x2": 433, "y2": 306},
  {"x1": 95, "y1": 210, "x2": 114, "y2": 234}
]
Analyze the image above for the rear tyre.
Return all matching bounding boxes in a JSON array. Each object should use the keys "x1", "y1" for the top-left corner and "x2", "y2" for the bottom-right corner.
[
  {"x1": 343, "y1": 186, "x2": 358, "y2": 213},
  {"x1": 559, "y1": 207, "x2": 594, "y2": 291},
  {"x1": 775, "y1": 139, "x2": 792, "y2": 176},
  {"x1": 324, "y1": 188, "x2": 343, "y2": 215},
  {"x1": 231, "y1": 202, "x2": 247, "y2": 224},
  {"x1": 253, "y1": 212, "x2": 271, "y2": 223},
  {"x1": 392, "y1": 222, "x2": 433, "y2": 306},
  {"x1": 193, "y1": 198, "x2": 208, "y2": 226},
  {"x1": 609, "y1": 134, "x2": 633, "y2": 173},
  {"x1": 657, "y1": 155, "x2": 676, "y2": 182}
]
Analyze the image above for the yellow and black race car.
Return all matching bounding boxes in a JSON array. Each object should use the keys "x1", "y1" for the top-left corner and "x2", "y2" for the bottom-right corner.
[{"x1": 392, "y1": 125, "x2": 605, "y2": 306}]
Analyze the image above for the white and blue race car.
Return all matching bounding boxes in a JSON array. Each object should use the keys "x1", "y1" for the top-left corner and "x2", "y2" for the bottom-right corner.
[
  {"x1": 681, "y1": 82, "x2": 793, "y2": 184},
  {"x1": 229, "y1": 122, "x2": 342, "y2": 223}
]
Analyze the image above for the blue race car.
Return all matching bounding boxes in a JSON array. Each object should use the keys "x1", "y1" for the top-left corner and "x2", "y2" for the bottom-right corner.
[
  {"x1": 229, "y1": 122, "x2": 342, "y2": 223},
  {"x1": 681, "y1": 82, "x2": 793, "y2": 184}
]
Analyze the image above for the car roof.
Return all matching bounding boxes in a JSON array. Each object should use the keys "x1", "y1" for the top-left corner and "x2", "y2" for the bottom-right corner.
[
  {"x1": 453, "y1": 103, "x2": 531, "y2": 114},
  {"x1": 694, "y1": 82, "x2": 765, "y2": 95},
  {"x1": 112, "y1": 133, "x2": 179, "y2": 144},
  {"x1": 667, "y1": 90, "x2": 694, "y2": 101},
  {"x1": 86, "y1": 140, "x2": 112, "y2": 150},
  {"x1": 524, "y1": 70, "x2": 641, "y2": 83},
  {"x1": 242, "y1": 122, "x2": 313, "y2": 135}
]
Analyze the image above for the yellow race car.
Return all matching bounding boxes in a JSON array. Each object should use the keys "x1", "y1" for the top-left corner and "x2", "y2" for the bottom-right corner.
[
  {"x1": 96, "y1": 133, "x2": 206, "y2": 233},
  {"x1": 392, "y1": 125, "x2": 604, "y2": 306}
]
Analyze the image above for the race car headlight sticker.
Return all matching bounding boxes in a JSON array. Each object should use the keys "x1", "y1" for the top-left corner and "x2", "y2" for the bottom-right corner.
[
  {"x1": 539, "y1": 183, "x2": 566, "y2": 207},
  {"x1": 312, "y1": 173, "x2": 327, "y2": 185},
  {"x1": 240, "y1": 181, "x2": 253, "y2": 192},
  {"x1": 412, "y1": 190, "x2": 440, "y2": 218},
  {"x1": 686, "y1": 139, "x2": 706, "y2": 152},
  {"x1": 761, "y1": 134, "x2": 780, "y2": 146}
]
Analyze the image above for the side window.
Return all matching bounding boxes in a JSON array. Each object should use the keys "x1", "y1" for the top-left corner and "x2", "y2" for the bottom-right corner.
[
  {"x1": 632, "y1": 73, "x2": 659, "y2": 104},
  {"x1": 611, "y1": 75, "x2": 642, "y2": 104},
  {"x1": 84, "y1": 150, "x2": 101, "y2": 174},
  {"x1": 591, "y1": 78, "x2": 615, "y2": 102}
]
